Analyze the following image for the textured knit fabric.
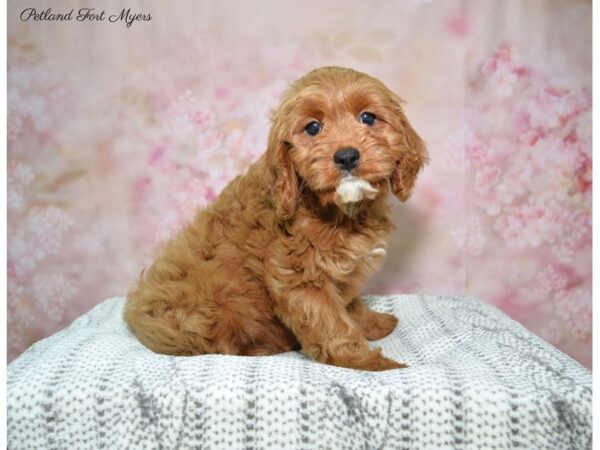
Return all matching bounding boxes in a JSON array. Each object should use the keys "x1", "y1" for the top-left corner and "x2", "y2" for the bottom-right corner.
[{"x1": 8, "y1": 295, "x2": 592, "y2": 449}]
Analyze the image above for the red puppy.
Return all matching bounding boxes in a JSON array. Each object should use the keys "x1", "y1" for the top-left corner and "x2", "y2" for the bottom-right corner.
[{"x1": 124, "y1": 66, "x2": 427, "y2": 371}]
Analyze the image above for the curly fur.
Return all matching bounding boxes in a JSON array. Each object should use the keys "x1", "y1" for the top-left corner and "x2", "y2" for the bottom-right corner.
[{"x1": 124, "y1": 67, "x2": 427, "y2": 371}]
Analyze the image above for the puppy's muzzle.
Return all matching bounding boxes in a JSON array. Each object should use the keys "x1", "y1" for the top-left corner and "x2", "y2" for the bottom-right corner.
[{"x1": 334, "y1": 147, "x2": 360, "y2": 172}]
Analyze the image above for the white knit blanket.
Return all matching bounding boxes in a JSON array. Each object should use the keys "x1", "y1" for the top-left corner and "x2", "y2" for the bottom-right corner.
[{"x1": 8, "y1": 295, "x2": 592, "y2": 449}]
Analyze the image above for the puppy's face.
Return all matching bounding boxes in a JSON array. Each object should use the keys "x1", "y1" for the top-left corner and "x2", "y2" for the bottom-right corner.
[{"x1": 267, "y1": 67, "x2": 427, "y2": 219}]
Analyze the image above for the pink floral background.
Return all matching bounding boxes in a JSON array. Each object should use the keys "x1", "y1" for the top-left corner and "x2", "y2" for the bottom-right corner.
[{"x1": 7, "y1": 0, "x2": 592, "y2": 367}]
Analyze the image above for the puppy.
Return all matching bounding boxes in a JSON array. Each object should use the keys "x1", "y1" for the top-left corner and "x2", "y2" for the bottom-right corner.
[{"x1": 124, "y1": 66, "x2": 427, "y2": 371}]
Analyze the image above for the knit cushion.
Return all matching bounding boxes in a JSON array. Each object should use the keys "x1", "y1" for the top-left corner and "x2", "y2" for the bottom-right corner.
[{"x1": 7, "y1": 295, "x2": 592, "y2": 449}]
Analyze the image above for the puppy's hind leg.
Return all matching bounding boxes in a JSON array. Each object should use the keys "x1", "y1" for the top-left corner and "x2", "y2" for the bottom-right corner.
[{"x1": 124, "y1": 280, "x2": 217, "y2": 356}]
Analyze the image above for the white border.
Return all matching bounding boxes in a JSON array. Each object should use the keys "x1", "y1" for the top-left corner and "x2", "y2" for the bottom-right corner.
[
  {"x1": 0, "y1": 2, "x2": 596, "y2": 448},
  {"x1": 592, "y1": 1, "x2": 598, "y2": 447},
  {"x1": 1, "y1": 1, "x2": 8, "y2": 446}
]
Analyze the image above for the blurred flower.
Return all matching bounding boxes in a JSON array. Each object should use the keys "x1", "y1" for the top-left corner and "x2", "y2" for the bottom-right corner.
[
  {"x1": 9, "y1": 206, "x2": 74, "y2": 277},
  {"x1": 7, "y1": 163, "x2": 34, "y2": 210},
  {"x1": 164, "y1": 91, "x2": 217, "y2": 138},
  {"x1": 452, "y1": 216, "x2": 486, "y2": 256},
  {"x1": 32, "y1": 274, "x2": 75, "y2": 323},
  {"x1": 553, "y1": 288, "x2": 592, "y2": 341},
  {"x1": 534, "y1": 265, "x2": 567, "y2": 297}
]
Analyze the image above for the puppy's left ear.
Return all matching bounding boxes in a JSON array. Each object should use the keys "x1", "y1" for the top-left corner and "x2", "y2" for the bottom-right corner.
[
  {"x1": 390, "y1": 99, "x2": 428, "y2": 202},
  {"x1": 265, "y1": 114, "x2": 300, "y2": 221}
]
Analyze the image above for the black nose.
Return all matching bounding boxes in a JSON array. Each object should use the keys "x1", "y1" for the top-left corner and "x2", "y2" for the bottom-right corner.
[{"x1": 333, "y1": 147, "x2": 360, "y2": 171}]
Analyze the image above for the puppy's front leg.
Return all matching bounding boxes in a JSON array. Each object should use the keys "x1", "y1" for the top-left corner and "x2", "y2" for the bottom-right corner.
[
  {"x1": 347, "y1": 297, "x2": 399, "y2": 341},
  {"x1": 276, "y1": 287, "x2": 405, "y2": 371}
]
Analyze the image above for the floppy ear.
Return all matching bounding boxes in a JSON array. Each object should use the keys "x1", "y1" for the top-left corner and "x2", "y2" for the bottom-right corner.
[
  {"x1": 390, "y1": 102, "x2": 428, "y2": 202},
  {"x1": 265, "y1": 115, "x2": 299, "y2": 221}
]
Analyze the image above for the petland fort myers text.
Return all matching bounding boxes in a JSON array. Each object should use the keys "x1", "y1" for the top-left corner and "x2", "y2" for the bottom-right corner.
[{"x1": 20, "y1": 8, "x2": 151, "y2": 28}]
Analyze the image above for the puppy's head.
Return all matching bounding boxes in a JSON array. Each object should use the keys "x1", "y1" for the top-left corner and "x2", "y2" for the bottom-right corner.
[{"x1": 266, "y1": 66, "x2": 427, "y2": 220}]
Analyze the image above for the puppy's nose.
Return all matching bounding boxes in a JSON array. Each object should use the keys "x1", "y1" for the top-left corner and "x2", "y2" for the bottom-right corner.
[{"x1": 334, "y1": 147, "x2": 360, "y2": 171}]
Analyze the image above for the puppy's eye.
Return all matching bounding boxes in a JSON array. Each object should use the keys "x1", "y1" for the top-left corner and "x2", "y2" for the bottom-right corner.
[
  {"x1": 304, "y1": 121, "x2": 322, "y2": 136},
  {"x1": 359, "y1": 112, "x2": 376, "y2": 126}
]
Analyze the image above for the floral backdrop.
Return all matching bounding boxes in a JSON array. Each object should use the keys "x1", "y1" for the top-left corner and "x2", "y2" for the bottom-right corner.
[{"x1": 7, "y1": 0, "x2": 592, "y2": 367}]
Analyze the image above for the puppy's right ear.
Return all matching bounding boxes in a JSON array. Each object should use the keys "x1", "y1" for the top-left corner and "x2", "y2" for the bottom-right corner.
[{"x1": 265, "y1": 114, "x2": 299, "y2": 221}]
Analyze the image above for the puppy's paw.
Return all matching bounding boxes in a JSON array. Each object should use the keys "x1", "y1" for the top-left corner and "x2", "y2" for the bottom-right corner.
[
  {"x1": 375, "y1": 355, "x2": 408, "y2": 371},
  {"x1": 362, "y1": 350, "x2": 408, "y2": 371},
  {"x1": 363, "y1": 312, "x2": 399, "y2": 341}
]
